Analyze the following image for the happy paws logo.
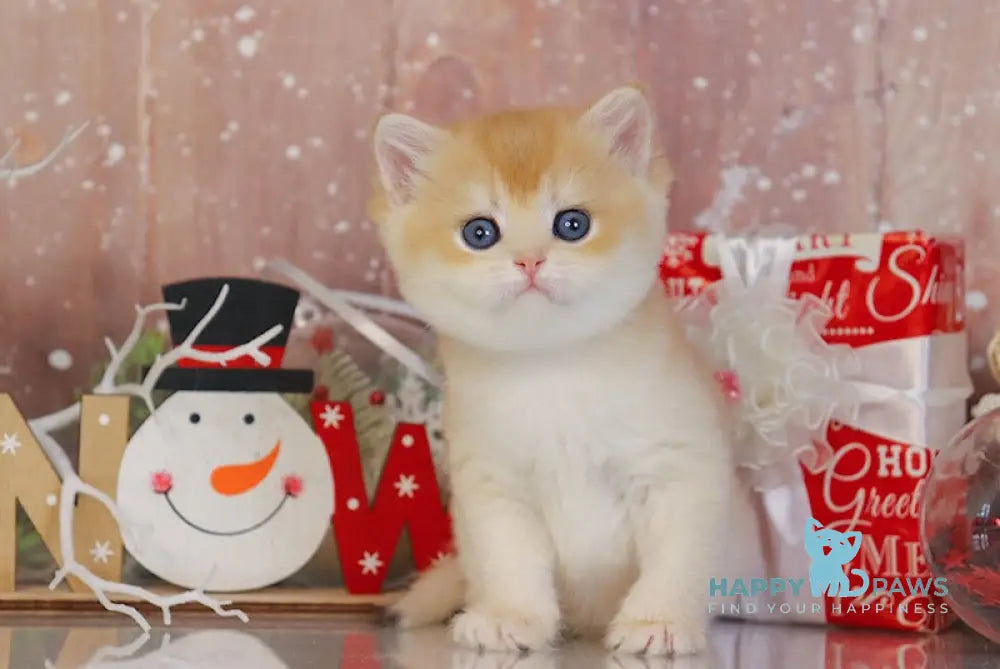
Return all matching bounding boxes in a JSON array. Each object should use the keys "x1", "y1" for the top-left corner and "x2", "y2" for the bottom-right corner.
[
  {"x1": 804, "y1": 518, "x2": 869, "y2": 597},
  {"x1": 707, "y1": 518, "x2": 949, "y2": 619}
]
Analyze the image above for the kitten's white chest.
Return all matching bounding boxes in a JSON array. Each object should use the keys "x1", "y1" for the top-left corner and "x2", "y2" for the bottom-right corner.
[
  {"x1": 536, "y1": 442, "x2": 636, "y2": 632},
  {"x1": 481, "y1": 353, "x2": 647, "y2": 459},
  {"x1": 443, "y1": 330, "x2": 695, "y2": 633},
  {"x1": 477, "y1": 365, "x2": 641, "y2": 630}
]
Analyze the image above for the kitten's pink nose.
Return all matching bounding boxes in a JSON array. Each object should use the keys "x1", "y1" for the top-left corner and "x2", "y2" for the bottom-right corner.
[{"x1": 514, "y1": 256, "x2": 546, "y2": 278}]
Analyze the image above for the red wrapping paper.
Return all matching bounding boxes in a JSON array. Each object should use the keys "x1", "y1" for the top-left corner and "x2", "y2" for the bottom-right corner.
[
  {"x1": 661, "y1": 231, "x2": 965, "y2": 340},
  {"x1": 661, "y1": 231, "x2": 970, "y2": 632}
]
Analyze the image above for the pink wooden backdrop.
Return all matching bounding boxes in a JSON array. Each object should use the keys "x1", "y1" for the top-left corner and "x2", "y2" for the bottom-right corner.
[{"x1": 1, "y1": 0, "x2": 998, "y2": 419}]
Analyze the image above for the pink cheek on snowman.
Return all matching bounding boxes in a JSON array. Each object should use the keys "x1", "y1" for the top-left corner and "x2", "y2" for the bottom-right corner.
[
  {"x1": 283, "y1": 474, "x2": 304, "y2": 498},
  {"x1": 150, "y1": 469, "x2": 303, "y2": 497},
  {"x1": 151, "y1": 470, "x2": 174, "y2": 494}
]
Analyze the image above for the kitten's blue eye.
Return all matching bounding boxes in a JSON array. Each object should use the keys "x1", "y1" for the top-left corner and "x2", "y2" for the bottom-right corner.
[
  {"x1": 553, "y1": 209, "x2": 591, "y2": 242},
  {"x1": 461, "y1": 217, "x2": 501, "y2": 250}
]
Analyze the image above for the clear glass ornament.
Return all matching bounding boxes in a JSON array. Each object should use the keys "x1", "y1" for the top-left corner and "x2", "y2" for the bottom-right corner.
[{"x1": 922, "y1": 407, "x2": 1000, "y2": 644}]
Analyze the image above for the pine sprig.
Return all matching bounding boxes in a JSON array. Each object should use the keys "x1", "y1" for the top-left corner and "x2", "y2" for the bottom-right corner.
[
  {"x1": 318, "y1": 351, "x2": 388, "y2": 448},
  {"x1": 286, "y1": 349, "x2": 396, "y2": 495}
]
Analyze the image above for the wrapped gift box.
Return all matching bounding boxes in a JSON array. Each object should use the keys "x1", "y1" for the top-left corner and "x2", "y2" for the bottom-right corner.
[{"x1": 661, "y1": 231, "x2": 972, "y2": 632}]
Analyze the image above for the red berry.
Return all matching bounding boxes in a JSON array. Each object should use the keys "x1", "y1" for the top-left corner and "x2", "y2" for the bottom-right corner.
[
  {"x1": 369, "y1": 389, "x2": 386, "y2": 406},
  {"x1": 313, "y1": 385, "x2": 329, "y2": 401},
  {"x1": 283, "y1": 474, "x2": 304, "y2": 498},
  {"x1": 151, "y1": 471, "x2": 173, "y2": 494},
  {"x1": 310, "y1": 327, "x2": 335, "y2": 354}
]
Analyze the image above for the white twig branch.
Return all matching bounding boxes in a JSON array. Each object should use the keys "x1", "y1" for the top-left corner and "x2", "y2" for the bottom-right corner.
[
  {"x1": 93, "y1": 299, "x2": 188, "y2": 398},
  {"x1": 46, "y1": 474, "x2": 248, "y2": 632},
  {"x1": 28, "y1": 299, "x2": 187, "y2": 480},
  {"x1": 30, "y1": 411, "x2": 81, "y2": 480},
  {"x1": 22, "y1": 282, "x2": 287, "y2": 630},
  {"x1": 0, "y1": 122, "x2": 89, "y2": 181}
]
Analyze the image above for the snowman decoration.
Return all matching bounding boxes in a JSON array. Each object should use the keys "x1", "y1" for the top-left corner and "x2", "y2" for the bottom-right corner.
[{"x1": 116, "y1": 278, "x2": 334, "y2": 592}]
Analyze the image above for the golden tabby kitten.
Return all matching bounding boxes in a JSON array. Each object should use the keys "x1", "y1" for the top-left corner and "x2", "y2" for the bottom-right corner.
[{"x1": 369, "y1": 86, "x2": 731, "y2": 657}]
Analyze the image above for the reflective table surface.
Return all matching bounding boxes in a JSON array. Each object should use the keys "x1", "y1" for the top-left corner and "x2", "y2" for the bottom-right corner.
[{"x1": 1, "y1": 613, "x2": 997, "y2": 668}]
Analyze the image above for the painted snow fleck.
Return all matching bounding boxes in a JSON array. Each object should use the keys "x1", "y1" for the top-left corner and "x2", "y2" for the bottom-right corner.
[
  {"x1": 966, "y1": 291, "x2": 989, "y2": 311},
  {"x1": 234, "y1": 5, "x2": 256, "y2": 22},
  {"x1": 103, "y1": 143, "x2": 125, "y2": 167},
  {"x1": 47, "y1": 349, "x2": 73, "y2": 371},
  {"x1": 237, "y1": 35, "x2": 259, "y2": 58}
]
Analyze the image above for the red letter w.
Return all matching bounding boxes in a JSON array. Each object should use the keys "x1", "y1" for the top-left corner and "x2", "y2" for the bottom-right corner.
[{"x1": 312, "y1": 401, "x2": 453, "y2": 594}]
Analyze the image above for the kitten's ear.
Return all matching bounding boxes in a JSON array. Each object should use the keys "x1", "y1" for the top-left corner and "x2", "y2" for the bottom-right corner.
[
  {"x1": 580, "y1": 85, "x2": 654, "y2": 175},
  {"x1": 373, "y1": 113, "x2": 445, "y2": 206}
]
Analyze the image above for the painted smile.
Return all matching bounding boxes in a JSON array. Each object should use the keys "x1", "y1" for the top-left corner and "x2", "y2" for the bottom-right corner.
[
  {"x1": 161, "y1": 489, "x2": 292, "y2": 537},
  {"x1": 150, "y1": 442, "x2": 303, "y2": 537}
]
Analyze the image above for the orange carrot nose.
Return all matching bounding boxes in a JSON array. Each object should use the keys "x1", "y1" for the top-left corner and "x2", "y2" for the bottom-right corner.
[{"x1": 210, "y1": 442, "x2": 281, "y2": 496}]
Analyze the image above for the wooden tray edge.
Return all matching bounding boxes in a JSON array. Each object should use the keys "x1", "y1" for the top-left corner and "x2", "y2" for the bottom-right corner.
[{"x1": 0, "y1": 586, "x2": 399, "y2": 615}]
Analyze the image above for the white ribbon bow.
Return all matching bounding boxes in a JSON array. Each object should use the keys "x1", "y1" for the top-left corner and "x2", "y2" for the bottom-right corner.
[
  {"x1": 681, "y1": 234, "x2": 973, "y2": 547},
  {"x1": 682, "y1": 235, "x2": 863, "y2": 488}
]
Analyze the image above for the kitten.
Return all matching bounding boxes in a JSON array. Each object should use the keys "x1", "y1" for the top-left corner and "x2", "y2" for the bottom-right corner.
[{"x1": 368, "y1": 86, "x2": 732, "y2": 657}]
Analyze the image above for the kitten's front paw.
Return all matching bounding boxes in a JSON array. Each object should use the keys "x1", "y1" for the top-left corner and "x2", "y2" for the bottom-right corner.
[
  {"x1": 605, "y1": 617, "x2": 706, "y2": 657},
  {"x1": 451, "y1": 607, "x2": 558, "y2": 653},
  {"x1": 386, "y1": 591, "x2": 458, "y2": 629}
]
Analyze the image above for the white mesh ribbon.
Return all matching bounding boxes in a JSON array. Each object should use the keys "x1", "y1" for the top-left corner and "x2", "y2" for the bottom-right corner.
[
  {"x1": 265, "y1": 258, "x2": 443, "y2": 389},
  {"x1": 680, "y1": 236, "x2": 862, "y2": 489}
]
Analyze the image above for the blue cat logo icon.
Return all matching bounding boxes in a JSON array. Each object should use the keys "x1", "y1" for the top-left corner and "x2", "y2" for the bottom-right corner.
[{"x1": 804, "y1": 518, "x2": 870, "y2": 597}]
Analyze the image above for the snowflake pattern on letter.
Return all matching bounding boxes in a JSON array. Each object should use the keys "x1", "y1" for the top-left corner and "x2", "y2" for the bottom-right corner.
[
  {"x1": 662, "y1": 233, "x2": 700, "y2": 269},
  {"x1": 1, "y1": 432, "x2": 21, "y2": 455},
  {"x1": 358, "y1": 551, "x2": 384, "y2": 575},
  {"x1": 393, "y1": 474, "x2": 419, "y2": 498},
  {"x1": 90, "y1": 540, "x2": 115, "y2": 564},
  {"x1": 320, "y1": 404, "x2": 345, "y2": 429}
]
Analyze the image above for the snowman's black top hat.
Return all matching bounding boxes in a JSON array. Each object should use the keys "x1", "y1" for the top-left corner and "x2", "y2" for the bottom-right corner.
[{"x1": 150, "y1": 277, "x2": 314, "y2": 393}]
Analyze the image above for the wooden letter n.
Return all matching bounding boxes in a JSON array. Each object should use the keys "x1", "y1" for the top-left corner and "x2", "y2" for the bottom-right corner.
[{"x1": 0, "y1": 394, "x2": 129, "y2": 592}]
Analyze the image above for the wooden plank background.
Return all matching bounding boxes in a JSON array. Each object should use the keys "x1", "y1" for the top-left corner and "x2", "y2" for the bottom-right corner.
[{"x1": 1, "y1": 0, "x2": 998, "y2": 419}]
